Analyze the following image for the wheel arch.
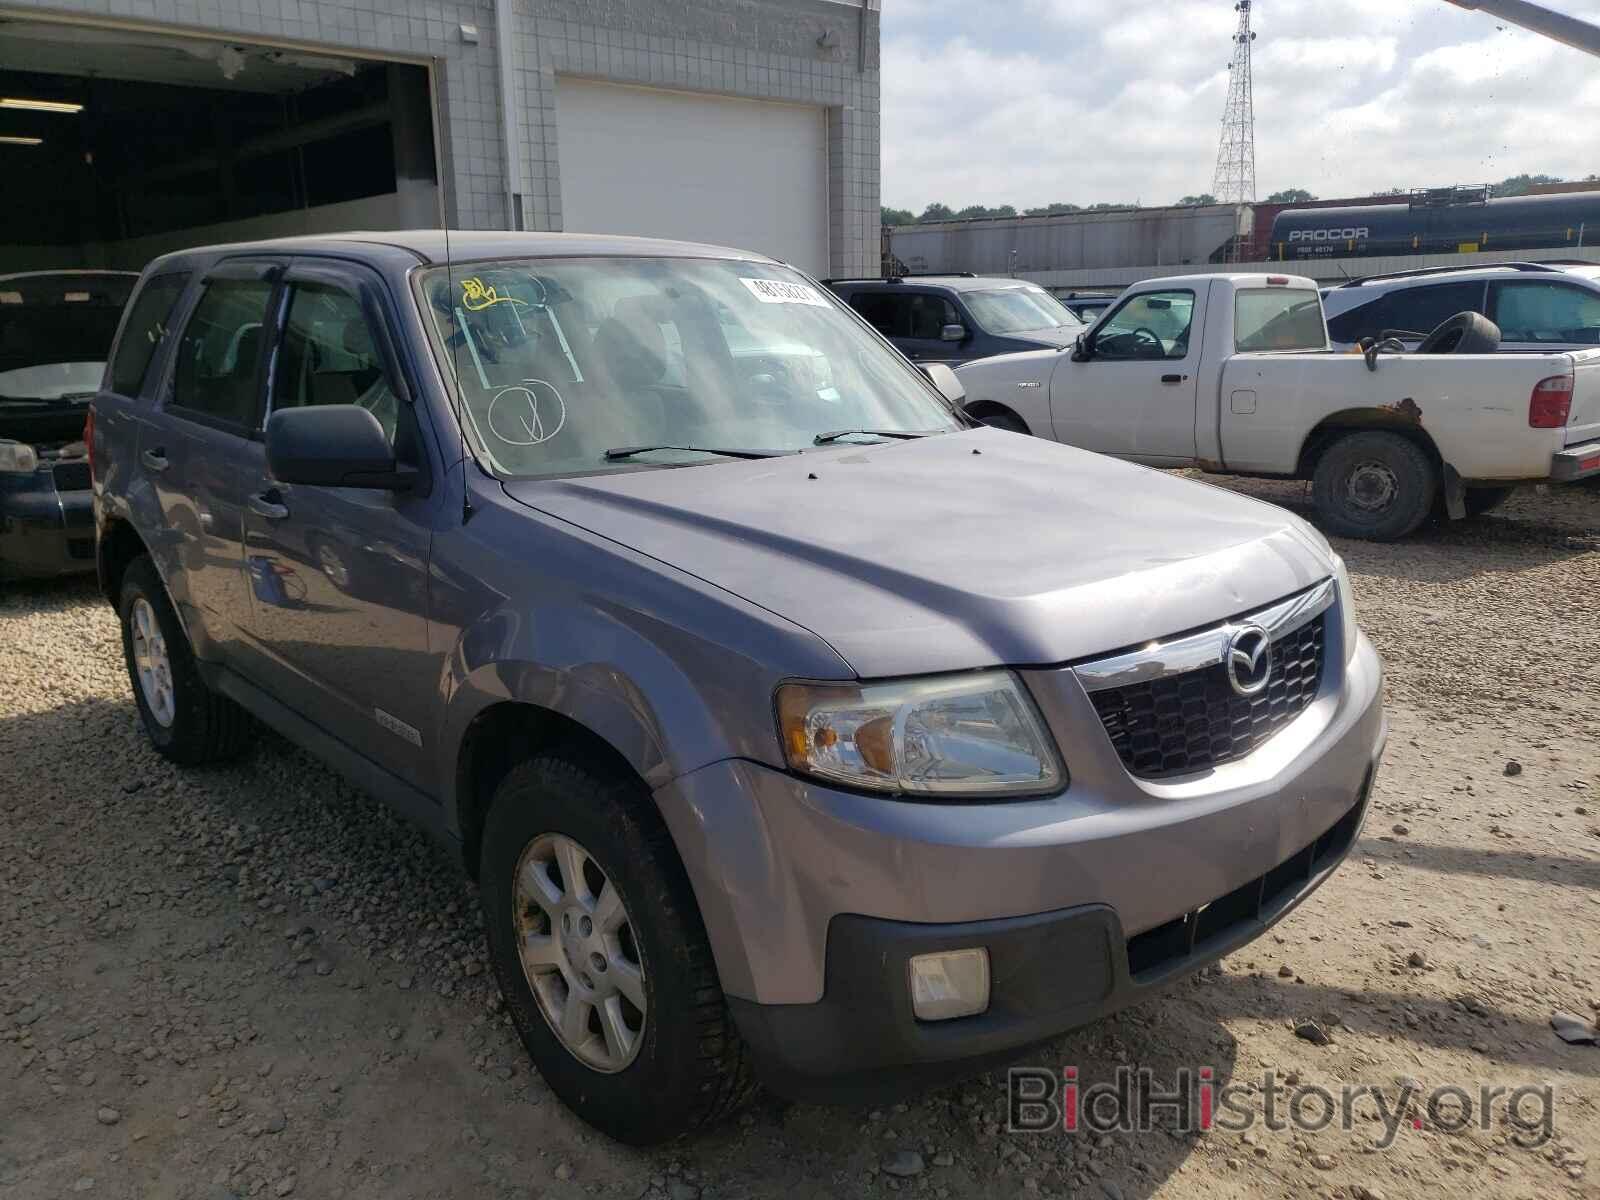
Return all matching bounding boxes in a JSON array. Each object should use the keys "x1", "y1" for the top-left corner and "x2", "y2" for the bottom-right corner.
[
  {"x1": 98, "y1": 517, "x2": 152, "y2": 610},
  {"x1": 962, "y1": 399, "x2": 1030, "y2": 434},
  {"x1": 1296, "y1": 408, "x2": 1445, "y2": 479},
  {"x1": 454, "y1": 698, "x2": 653, "y2": 879}
]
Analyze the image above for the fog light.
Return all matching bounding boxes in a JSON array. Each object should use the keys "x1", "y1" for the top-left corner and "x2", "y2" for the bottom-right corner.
[{"x1": 909, "y1": 948, "x2": 990, "y2": 1021}]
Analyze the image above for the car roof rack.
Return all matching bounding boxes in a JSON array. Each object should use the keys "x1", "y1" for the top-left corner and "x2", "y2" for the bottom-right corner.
[
  {"x1": 1334, "y1": 261, "x2": 1566, "y2": 289},
  {"x1": 821, "y1": 272, "x2": 978, "y2": 285}
]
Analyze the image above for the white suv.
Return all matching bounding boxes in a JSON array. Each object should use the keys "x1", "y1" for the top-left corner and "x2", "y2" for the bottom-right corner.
[{"x1": 1322, "y1": 261, "x2": 1600, "y2": 352}]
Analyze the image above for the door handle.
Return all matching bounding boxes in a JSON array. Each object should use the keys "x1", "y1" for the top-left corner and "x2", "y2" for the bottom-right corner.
[
  {"x1": 249, "y1": 491, "x2": 289, "y2": 521},
  {"x1": 141, "y1": 448, "x2": 169, "y2": 472},
  {"x1": 1160, "y1": 374, "x2": 1188, "y2": 384}
]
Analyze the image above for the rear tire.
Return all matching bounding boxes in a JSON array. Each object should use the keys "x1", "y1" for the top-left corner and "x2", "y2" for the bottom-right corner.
[
  {"x1": 480, "y1": 753, "x2": 757, "y2": 1144},
  {"x1": 118, "y1": 555, "x2": 253, "y2": 764},
  {"x1": 1464, "y1": 486, "x2": 1514, "y2": 518},
  {"x1": 1311, "y1": 431, "x2": 1438, "y2": 541}
]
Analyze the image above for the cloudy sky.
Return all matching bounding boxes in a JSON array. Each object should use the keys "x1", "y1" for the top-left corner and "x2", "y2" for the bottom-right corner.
[{"x1": 881, "y1": 0, "x2": 1600, "y2": 211}]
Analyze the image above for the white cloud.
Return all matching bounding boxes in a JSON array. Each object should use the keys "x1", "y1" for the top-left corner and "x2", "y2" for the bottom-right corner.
[{"x1": 881, "y1": 0, "x2": 1600, "y2": 212}]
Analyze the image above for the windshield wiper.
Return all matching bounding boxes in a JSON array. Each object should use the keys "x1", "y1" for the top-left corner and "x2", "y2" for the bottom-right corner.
[
  {"x1": 603, "y1": 444, "x2": 783, "y2": 462},
  {"x1": 812, "y1": 428, "x2": 943, "y2": 445}
]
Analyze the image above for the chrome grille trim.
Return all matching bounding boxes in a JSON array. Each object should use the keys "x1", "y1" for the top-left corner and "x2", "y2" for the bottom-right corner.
[{"x1": 1072, "y1": 578, "x2": 1336, "y2": 695}]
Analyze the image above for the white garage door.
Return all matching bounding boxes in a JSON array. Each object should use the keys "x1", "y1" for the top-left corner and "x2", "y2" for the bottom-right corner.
[{"x1": 555, "y1": 78, "x2": 829, "y2": 277}]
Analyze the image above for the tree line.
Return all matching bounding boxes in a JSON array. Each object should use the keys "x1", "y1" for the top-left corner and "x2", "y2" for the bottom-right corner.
[{"x1": 883, "y1": 176, "x2": 1600, "y2": 226}]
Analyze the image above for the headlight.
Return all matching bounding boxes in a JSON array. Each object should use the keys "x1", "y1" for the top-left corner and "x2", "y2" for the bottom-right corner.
[
  {"x1": 776, "y1": 670, "x2": 1064, "y2": 797},
  {"x1": 1333, "y1": 554, "x2": 1360, "y2": 661},
  {"x1": 0, "y1": 441, "x2": 38, "y2": 474}
]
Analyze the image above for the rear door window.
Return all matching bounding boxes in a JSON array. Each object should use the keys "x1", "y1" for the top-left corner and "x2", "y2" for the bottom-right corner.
[
  {"x1": 1377, "y1": 282, "x2": 1484, "y2": 338},
  {"x1": 169, "y1": 277, "x2": 277, "y2": 430},
  {"x1": 1489, "y1": 282, "x2": 1600, "y2": 345},
  {"x1": 110, "y1": 273, "x2": 190, "y2": 397}
]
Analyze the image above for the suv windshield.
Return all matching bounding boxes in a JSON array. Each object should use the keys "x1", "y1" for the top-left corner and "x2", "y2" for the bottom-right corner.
[
  {"x1": 0, "y1": 273, "x2": 136, "y2": 402},
  {"x1": 962, "y1": 286, "x2": 1082, "y2": 335},
  {"x1": 416, "y1": 257, "x2": 961, "y2": 477}
]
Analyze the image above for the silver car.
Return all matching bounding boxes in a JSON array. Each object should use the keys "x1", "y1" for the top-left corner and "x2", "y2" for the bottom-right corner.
[{"x1": 91, "y1": 232, "x2": 1386, "y2": 1144}]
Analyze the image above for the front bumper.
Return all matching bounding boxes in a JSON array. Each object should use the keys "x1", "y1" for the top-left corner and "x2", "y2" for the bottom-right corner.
[
  {"x1": 654, "y1": 629, "x2": 1386, "y2": 1100},
  {"x1": 1551, "y1": 440, "x2": 1600, "y2": 483},
  {"x1": 0, "y1": 469, "x2": 95, "y2": 579}
]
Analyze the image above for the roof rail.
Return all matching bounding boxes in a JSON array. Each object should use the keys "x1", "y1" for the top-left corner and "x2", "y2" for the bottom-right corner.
[
  {"x1": 1335, "y1": 261, "x2": 1566, "y2": 289},
  {"x1": 820, "y1": 271, "x2": 979, "y2": 285}
]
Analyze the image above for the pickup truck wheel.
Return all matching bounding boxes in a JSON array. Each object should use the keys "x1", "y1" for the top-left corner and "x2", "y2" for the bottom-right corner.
[
  {"x1": 1311, "y1": 431, "x2": 1438, "y2": 541},
  {"x1": 1464, "y1": 486, "x2": 1514, "y2": 518},
  {"x1": 118, "y1": 555, "x2": 253, "y2": 764},
  {"x1": 480, "y1": 753, "x2": 757, "y2": 1144}
]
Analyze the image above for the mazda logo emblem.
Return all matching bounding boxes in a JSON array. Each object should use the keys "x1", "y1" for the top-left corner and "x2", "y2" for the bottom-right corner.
[{"x1": 1226, "y1": 625, "x2": 1273, "y2": 697}]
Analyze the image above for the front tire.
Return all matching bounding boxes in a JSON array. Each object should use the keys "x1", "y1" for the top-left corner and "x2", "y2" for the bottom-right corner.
[
  {"x1": 118, "y1": 555, "x2": 253, "y2": 764},
  {"x1": 1311, "y1": 431, "x2": 1438, "y2": 541},
  {"x1": 480, "y1": 753, "x2": 756, "y2": 1144}
]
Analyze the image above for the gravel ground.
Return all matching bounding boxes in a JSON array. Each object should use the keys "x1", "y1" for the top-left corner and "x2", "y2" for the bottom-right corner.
[{"x1": 3, "y1": 481, "x2": 1599, "y2": 1200}]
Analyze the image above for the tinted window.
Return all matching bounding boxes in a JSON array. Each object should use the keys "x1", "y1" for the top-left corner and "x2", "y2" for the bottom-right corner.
[
  {"x1": 849, "y1": 291, "x2": 913, "y2": 338},
  {"x1": 1094, "y1": 290, "x2": 1195, "y2": 360},
  {"x1": 1489, "y1": 282, "x2": 1600, "y2": 344},
  {"x1": 905, "y1": 293, "x2": 959, "y2": 339},
  {"x1": 170, "y1": 278, "x2": 275, "y2": 428},
  {"x1": 270, "y1": 282, "x2": 401, "y2": 447},
  {"x1": 110, "y1": 273, "x2": 190, "y2": 397},
  {"x1": 1330, "y1": 281, "x2": 1484, "y2": 343}
]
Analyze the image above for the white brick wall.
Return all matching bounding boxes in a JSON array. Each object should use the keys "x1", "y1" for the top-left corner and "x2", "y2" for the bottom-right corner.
[{"x1": 6, "y1": 0, "x2": 881, "y2": 274}]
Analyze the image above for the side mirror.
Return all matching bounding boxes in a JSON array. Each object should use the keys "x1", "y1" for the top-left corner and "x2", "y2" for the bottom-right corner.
[
  {"x1": 1071, "y1": 332, "x2": 1094, "y2": 362},
  {"x1": 921, "y1": 362, "x2": 966, "y2": 405},
  {"x1": 941, "y1": 323, "x2": 967, "y2": 342},
  {"x1": 265, "y1": 406, "x2": 413, "y2": 490}
]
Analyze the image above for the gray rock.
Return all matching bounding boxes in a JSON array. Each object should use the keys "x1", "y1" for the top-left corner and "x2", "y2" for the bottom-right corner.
[
  {"x1": 273, "y1": 1177, "x2": 296, "y2": 1197},
  {"x1": 1407, "y1": 950, "x2": 1427, "y2": 968},
  {"x1": 95, "y1": 1107, "x2": 121, "y2": 1126},
  {"x1": 668, "y1": 1183, "x2": 700, "y2": 1200},
  {"x1": 882, "y1": 1150, "x2": 924, "y2": 1178},
  {"x1": 1504, "y1": 760, "x2": 1523, "y2": 777},
  {"x1": 553, "y1": 1161, "x2": 574, "y2": 1182},
  {"x1": 1310, "y1": 1152, "x2": 1336, "y2": 1170},
  {"x1": 1293, "y1": 1020, "x2": 1332, "y2": 1045}
]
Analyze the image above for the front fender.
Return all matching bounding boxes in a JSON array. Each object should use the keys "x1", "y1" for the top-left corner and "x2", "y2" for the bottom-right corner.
[{"x1": 430, "y1": 510, "x2": 854, "y2": 829}]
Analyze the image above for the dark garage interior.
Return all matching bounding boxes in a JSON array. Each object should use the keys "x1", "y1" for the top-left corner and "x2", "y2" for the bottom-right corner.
[{"x1": 0, "y1": 19, "x2": 439, "y2": 277}]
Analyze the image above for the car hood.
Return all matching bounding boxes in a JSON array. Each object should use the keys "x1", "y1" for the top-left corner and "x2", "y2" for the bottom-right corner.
[
  {"x1": 503, "y1": 428, "x2": 1335, "y2": 678},
  {"x1": 1013, "y1": 325, "x2": 1082, "y2": 348}
]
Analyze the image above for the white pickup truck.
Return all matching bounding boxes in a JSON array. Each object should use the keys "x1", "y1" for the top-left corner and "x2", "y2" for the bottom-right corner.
[{"x1": 953, "y1": 272, "x2": 1600, "y2": 539}]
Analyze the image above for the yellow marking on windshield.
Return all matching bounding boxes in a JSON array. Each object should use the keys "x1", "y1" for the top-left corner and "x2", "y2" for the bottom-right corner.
[{"x1": 461, "y1": 277, "x2": 528, "y2": 311}]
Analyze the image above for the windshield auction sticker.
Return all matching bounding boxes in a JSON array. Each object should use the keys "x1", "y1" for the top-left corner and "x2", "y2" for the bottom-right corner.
[{"x1": 740, "y1": 277, "x2": 828, "y2": 307}]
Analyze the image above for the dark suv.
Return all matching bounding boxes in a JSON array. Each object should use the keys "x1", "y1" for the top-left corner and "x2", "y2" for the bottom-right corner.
[
  {"x1": 0, "y1": 270, "x2": 137, "y2": 579},
  {"x1": 825, "y1": 274, "x2": 1085, "y2": 367}
]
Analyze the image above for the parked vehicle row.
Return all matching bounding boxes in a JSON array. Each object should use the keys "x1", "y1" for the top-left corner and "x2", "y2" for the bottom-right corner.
[
  {"x1": 955, "y1": 272, "x2": 1600, "y2": 539},
  {"x1": 824, "y1": 272, "x2": 1085, "y2": 367},
  {"x1": 89, "y1": 232, "x2": 1385, "y2": 1144}
]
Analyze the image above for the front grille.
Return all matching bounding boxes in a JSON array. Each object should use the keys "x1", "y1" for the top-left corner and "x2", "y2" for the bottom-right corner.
[
  {"x1": 51, "y1": 460, "x2": 91, "y2": 492},
  {"x1": 1091, "y1": 614, "x2": 1326, "y2": 779},
  {"x1": 1126, "y1": 783, "x2": 1369, "y2": 981}
]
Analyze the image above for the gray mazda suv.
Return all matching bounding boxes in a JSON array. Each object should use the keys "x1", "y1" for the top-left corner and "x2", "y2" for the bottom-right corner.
[{"x1": 91, "y1": 231, "x2": 1386, "y2": 1144}]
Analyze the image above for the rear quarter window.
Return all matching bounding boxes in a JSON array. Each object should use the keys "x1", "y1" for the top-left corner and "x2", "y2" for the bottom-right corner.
[
  {"x1": 1234, "y1": 288, "x2": 1326, "y2": 352},
  {"x1": 110, "y1": 273, "x2": 191, "y2": 397}
]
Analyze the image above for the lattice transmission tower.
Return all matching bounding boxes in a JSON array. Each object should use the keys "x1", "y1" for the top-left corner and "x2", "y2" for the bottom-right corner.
[{"x1": 1210, "y1": 0, "x2": 1258, "y2": 205}]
